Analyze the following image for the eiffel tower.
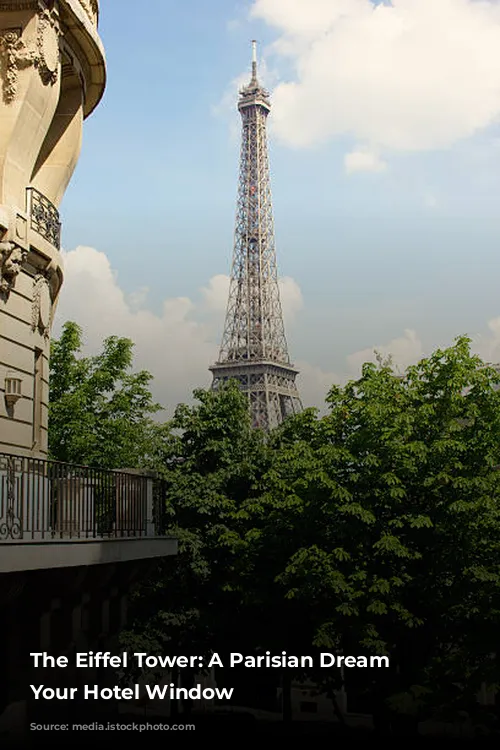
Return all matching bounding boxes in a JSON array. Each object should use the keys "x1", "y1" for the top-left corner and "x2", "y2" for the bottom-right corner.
[{"x1": 210, "y1": 42, "x2": 302, "y2": 430}]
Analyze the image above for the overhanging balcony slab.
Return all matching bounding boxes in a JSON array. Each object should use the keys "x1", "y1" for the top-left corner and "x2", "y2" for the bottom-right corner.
[{"x1": 0, "y1": 536, "x2": 178, "y2": 574}]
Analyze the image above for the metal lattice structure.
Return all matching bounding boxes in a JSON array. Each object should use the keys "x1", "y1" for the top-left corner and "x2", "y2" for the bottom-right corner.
[{"x1": 210, "y1": 42, "x2": 302, "y2": 430}]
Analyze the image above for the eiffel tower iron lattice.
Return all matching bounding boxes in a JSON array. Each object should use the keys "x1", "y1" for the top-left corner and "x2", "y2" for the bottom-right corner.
[{"x1": 210, "y1": 42, "x2": 303, "y2": 430}]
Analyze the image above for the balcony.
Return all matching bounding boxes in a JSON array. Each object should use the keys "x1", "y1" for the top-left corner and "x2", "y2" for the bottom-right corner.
[
  {"x1": 0, "y1": 453, "x2": 177, "y2": 573},
  {"x1": 26, "y1": 187, "x2": 61, "y2": 250}
]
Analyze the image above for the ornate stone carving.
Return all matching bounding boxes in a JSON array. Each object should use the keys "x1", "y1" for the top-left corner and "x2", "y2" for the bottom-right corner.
[
  {"x1": 32, "y1": 273, "x2": 51, "y2": 337},
  {"x1": 80, "y1": 0, "x2": 99, "y2": 25},
  {"x1": 0, "y1": 29, "x2": 36, "y2": 103},
  {"x1": 0, "y1": 6, "x2": 60, "y2": 103},
  {"x1": 36, "y1": 7, "x2": 60, "y2": 85},
  {"x1": 0, "y1": 241, "x2": 27, "y2": 297}
]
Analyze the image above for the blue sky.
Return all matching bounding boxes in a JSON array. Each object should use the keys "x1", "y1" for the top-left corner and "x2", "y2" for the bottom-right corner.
[{"x1": 56, "y1": 0, "x2": 500, "y2": 413}]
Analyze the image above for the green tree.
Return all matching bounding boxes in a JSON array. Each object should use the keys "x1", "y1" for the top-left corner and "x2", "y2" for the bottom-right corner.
[
  {"x1": 257, "y1": 337, "x2": 500, "y2": 729},
  {"x1": 122, "y1": 382, "x2": 271, "y2": 706},
  {"x1": 123, "y1": 385, "x2": 330, "y2": 717},
  {"x1": 49, "y1": 321, "x2": 163, "y2": 469}
]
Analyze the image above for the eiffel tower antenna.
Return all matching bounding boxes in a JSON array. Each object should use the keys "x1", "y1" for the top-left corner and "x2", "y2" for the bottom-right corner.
[
  {"x1": 251, "y1": 39, "x2": 257, "y2": 79},
  {"x1": 209, "y1": 41, "x2": 303, "y2": 430}
]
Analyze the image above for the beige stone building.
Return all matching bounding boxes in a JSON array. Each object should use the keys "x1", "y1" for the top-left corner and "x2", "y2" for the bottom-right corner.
[
  {"x1": 0, "y1": 0, "x2": 104, "y2": 456},
  {"x1": 0, "y1": 4, "x2": 178, "y2": 742}
]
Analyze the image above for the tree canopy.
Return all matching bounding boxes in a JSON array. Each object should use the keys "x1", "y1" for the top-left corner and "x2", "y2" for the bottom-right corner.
[
  {"x1": 257, "y1": 337, "x2": 500, "y2": 720},
  {"x1": 50, "y1": 324, "x2": 500, "y2": 733},
  {"x1": 49, "y1": 321, "x2": 163, "y2": 469}
]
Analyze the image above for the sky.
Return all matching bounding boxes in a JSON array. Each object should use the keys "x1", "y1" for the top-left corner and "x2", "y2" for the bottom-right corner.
[{"x1": 55, "y1": 0, "x2": 500, "y2": 417}]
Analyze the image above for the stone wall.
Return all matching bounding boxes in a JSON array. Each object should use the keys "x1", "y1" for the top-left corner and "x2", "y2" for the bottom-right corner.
[{"x1": 0, "y1": 0, "x2": 105, "y2": 457}]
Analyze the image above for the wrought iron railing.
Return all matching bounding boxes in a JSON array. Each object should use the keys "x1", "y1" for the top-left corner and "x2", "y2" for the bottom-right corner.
[
  {"x1": 27, "y1": 187, "x2": 62, "y2": 250},
  {"x1": 0, "y1": 453, "x2": 167, "y2": 542}
]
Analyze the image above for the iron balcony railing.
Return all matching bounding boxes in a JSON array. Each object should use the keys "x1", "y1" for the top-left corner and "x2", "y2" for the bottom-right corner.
[
  {"x1": 26, "y1": 187, "x2": 62, "y2": 250},
  {"x1": 0, "y1": 453, "x2": 167, "y2": 542}
]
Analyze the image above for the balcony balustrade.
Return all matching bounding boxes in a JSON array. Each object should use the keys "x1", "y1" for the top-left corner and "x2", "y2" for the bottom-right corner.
[
  {"x1": 26, "y1": 187, "x2": 62, "y2": 250},
  {"x1": 0, "y1": 452, "x2": 167, "y2": 542}
]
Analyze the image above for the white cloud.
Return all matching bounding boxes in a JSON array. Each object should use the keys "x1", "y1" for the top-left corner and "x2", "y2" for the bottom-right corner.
[
  {"x1": 346, "y1": 328, "x2": 424, "y2": 374},
  {"x1": 297, "y1": 329, "x2": 425, "y2": 410},
  {"x1": 295, "y1": 359, "x2": 341, "y2": 412},
  {"x1": 212, "y1": 70, "x2": 250, "y2": 123},
  {"x1": 128, "y1": 286, "x2": 150, "y2": 310},
  {"x1": 249, "y1": 0, "x2": 500, "y2": 159},
  {"x1": 344, "y1": 322, "x2": 500, "y2": 379},
  {"x1": 344, "y1": 147, "x2": 387, "y2": 174},
  {"x1": 55, "y1": 247, "x2": 218, "y2": 416},
  {"x1": 57, "y1": 249, "x2": 500, "y2": 418},
  {"x1": 279, "y1": 276, "x2": 303, "y2": 320},
  {"x1": 473, "y1": 316, "x2": 500, "y2": 364},
  {"x1": 201, "y1": 274, "x2": 230, "y2": 312},
  {"x1": 54, "y1": 248, "x2": 314, "y2": 415},
  {"x1": 423, "y1": 191, "x2": 439, "y2": 209}
]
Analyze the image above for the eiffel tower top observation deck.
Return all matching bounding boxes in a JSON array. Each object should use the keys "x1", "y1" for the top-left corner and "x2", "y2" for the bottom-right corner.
[{"x1": 209, "y1": 42, "x2": 302, "y2": 430}]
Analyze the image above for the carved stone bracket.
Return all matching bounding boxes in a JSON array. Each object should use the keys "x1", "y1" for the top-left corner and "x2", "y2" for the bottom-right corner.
[
  {"x1": 0, "y1": 241, "x2": 27, "y2": 299},
  {"x1": 32, "y1": 273, "x2": 51, "y2": 337},
  {"x1": 0, "y1": 5, "x2": 60, "y2": 104}
]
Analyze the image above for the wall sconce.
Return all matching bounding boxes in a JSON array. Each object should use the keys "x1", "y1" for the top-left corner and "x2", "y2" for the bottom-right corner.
[{"x1": 4, "y1": 372, "x2": 22, "y2": 407}]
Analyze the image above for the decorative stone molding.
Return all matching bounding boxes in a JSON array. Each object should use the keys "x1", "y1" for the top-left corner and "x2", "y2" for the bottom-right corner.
[
  {"x1": 15, "y1": 212, "x2": 27, "y2": 242},
  {"x1": 0, "y1": 241, "x2": 27, "y2": 298},
  {"x1": 36, "y1": 6, "x2": 60, "y2": 85},
  {"x1": 32, "y1": 273, "x2": 51, "y2": 337},
  {"x1": 0, "y1": 29, "x2": 36, "y2": 103},
  {"x1": 0, "y1": 6, "x2": 60, "y2": 104},
  {"x1": 80, "y1": 0, "x2": 99, "y2": 26}
]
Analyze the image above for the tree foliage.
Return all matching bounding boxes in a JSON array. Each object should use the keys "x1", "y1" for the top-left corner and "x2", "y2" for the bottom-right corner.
[
  {"x1": 124, "y1": 383, "x2": 270, "y2": 661},
  {"x1": 51, "y1": 324, "x2": 500, "y2": 730},
  {"x1": 257, "y1": 336, "x2": 500, "y2": 719},
  {"x1": 49, "y1": 321, "x2": 162, "y2": 468}
]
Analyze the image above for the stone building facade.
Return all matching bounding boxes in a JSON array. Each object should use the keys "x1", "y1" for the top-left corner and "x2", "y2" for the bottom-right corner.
[
  {"x1": 0, "y1": 5, "x2": 179, "y2": 744},
  {"x1": 0, "y1": 0, "x2": 105, "y2": 456}
]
